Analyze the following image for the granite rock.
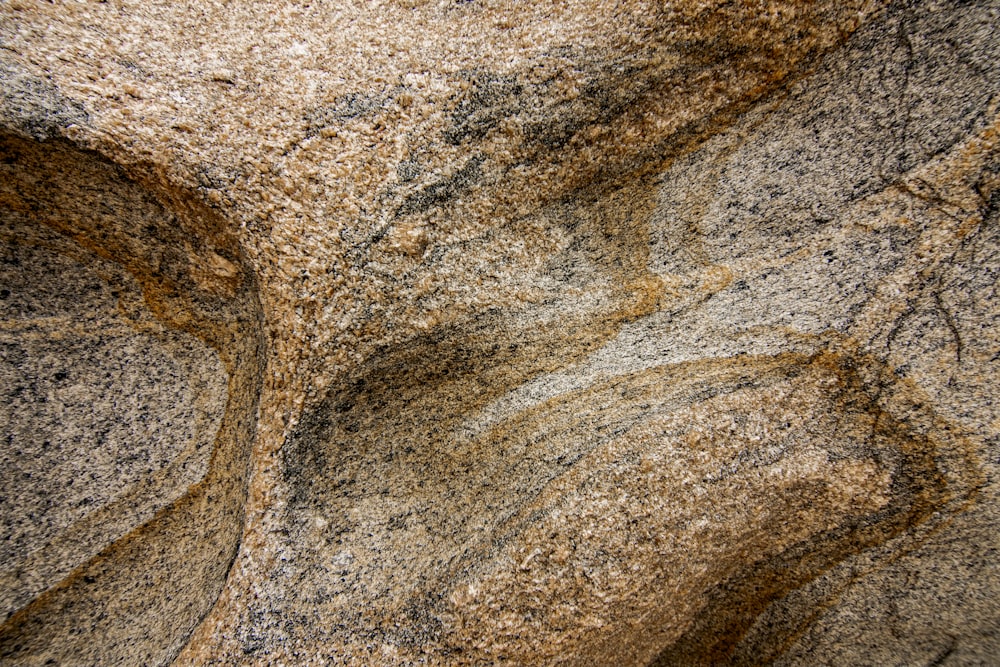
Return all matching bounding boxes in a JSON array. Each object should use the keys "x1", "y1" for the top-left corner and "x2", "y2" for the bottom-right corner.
[{"x1": 0, "y1": 0, "x2": 997, "y2": 665}]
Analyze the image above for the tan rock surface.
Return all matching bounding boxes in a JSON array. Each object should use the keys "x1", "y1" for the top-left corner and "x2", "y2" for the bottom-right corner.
[{"x1": 0, "y1": 0, "x2": 997, "y2": 664}]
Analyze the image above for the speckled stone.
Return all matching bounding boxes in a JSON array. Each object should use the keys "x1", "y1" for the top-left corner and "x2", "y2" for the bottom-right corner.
[
  {"x1": 0, "y1": 213, "x2": 227, "y2": 617},
  {"x1": 0, "y1": 134, "x2": 265, "y2": 665},
  {"x1": 0, "y1": 0, "x2": 997, "y2": 665}
]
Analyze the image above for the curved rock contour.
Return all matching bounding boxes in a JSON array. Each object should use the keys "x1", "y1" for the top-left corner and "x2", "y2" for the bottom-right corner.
[{"x1": 0, "y1": 0, "x2": 998, "y2": 664}]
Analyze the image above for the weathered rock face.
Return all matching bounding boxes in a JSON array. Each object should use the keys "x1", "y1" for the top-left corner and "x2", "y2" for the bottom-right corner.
[
  {"x1": 0, "y1": 131, "x2": 266, "y2": 664},
  {"x1": 0, "y1": 0, "x2": 997, "y2": 665}
]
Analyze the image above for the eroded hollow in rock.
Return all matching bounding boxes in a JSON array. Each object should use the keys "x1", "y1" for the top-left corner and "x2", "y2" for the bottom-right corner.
[
  {"x1": 0, "y1": 215, "x2": 227, "y2": 611},
  {"x1": 0, "y1": 133, "x2": 265, "y2": 666}
]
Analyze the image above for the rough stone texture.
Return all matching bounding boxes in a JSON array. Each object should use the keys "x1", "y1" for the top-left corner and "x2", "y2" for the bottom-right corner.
[
  {"x1": 0, "y1": 0, "x2": 997, "y2": 665},
  {"x1": 0, "y1": 132, "x2": 265, "y2": 664},
  {"x1": 0, "y1": 211, "x2": 228, "y2": 616}
]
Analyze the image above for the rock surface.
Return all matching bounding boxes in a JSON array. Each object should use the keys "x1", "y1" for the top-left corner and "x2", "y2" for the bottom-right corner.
[{"x1": 0, "y1": 0, "x2": 997, "y2": 664}]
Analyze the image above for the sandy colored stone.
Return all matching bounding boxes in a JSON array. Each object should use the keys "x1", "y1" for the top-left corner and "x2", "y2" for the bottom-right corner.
[{"x1": 0, "y1": 0, "x2": 998, "y2": 664}]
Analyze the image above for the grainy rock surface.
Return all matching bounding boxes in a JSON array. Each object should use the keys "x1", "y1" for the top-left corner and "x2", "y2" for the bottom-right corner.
[{"x1": 0, "y1": 0, "x2": 997, "y2": 665}]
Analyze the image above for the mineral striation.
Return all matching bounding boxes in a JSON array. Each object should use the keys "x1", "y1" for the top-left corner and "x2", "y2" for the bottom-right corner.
[{"x1": 0, "y1": 0, "x2": 997, "y2": 665}]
